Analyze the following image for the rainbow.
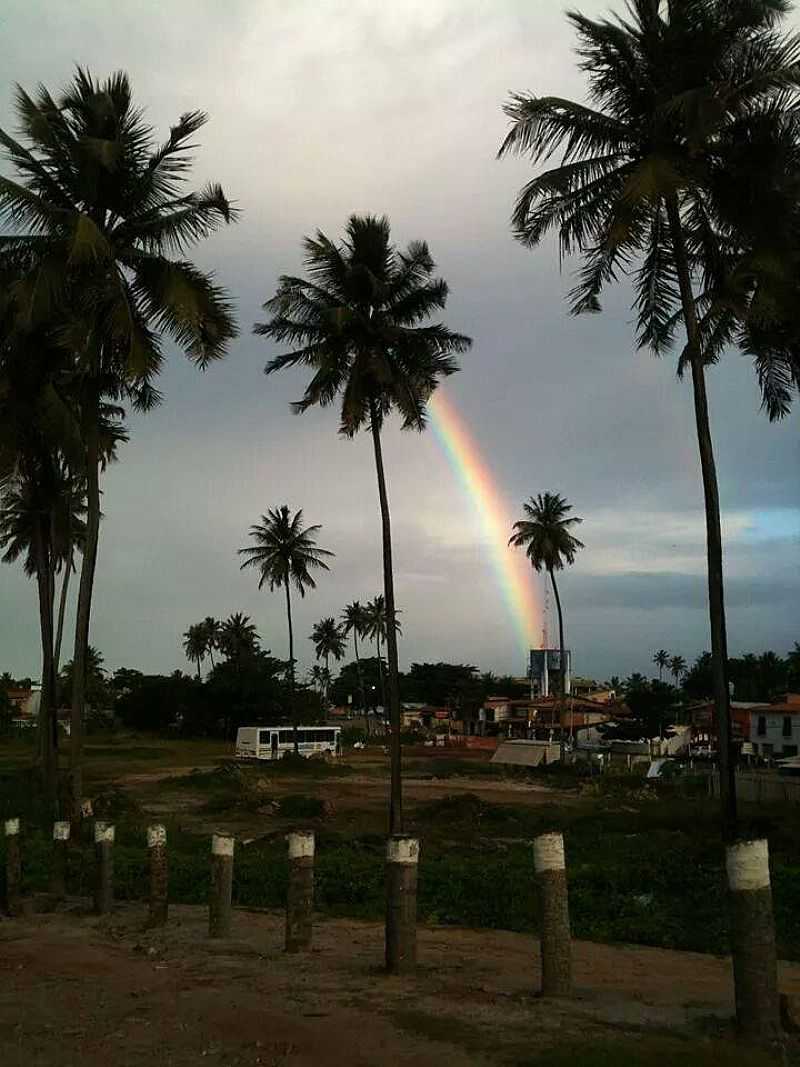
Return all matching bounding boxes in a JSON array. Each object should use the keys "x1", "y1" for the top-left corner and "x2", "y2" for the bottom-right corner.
[{"x1": 428, "y1": 389, "x2": 540, "y2": 662}]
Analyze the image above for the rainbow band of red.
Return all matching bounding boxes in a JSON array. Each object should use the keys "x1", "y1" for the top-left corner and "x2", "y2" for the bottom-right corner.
[{"x1": 428, "y1": 390, "x2": 540, "y2": 662}]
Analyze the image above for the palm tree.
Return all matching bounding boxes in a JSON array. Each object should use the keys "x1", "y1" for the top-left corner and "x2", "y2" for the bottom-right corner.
[
  {"x1": 202, "y1": 617, "x2": 221, "y2": 670},
  {"x1": 218, "y1": 613, "x2": 259, "y2": 663},
  {"x1": 257, "y1": 214, "x2": 470, "y2": 833},
  {"x1": 669, "y1": 656, "x2": 687, "y2": 688},
  {"x1": 238, "y1": 505, "x2": 333, "y2": 752},
  {"x1": 0, "y1": 70, "x2": 238, "y2": 819},
  {"x1": 509, "y1": 493, "x2": 584, "y2": 713},
  {"x1": 309, "y1": 663, "x2": 331, "y2": 697},
  {"x1": 182, "y1": 624, "x2": 206, "y2": 680},
  {"x1": 342, "y1": 600, "x2": 369, "y2": 709},
  {"x1": 310, "y1": 617, "x2": 346, "y2": 701},
  {"x1": 364, "y1": 594, "x2": 403, "y2": 716},
  {"x1": 653, "y1": 650, "x2": 670, "y2": 682},
  {"x1": 498, "y1": 1, "x2": 800, "y2": 839}
]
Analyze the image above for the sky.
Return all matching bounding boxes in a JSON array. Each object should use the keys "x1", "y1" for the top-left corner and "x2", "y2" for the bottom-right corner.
[{"x1": 1, "y1": 0, "x2": 798, "y2": 685}]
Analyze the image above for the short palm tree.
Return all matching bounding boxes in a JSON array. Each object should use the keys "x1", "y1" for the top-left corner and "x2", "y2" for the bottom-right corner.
[
  {"x1": 364, "y1": 594, "x2": 403, "y2": 715},
  {"x1": 498, "y1": 0, "x2": 800, "y2": 838},
  {"x1": 310, "y1": 617, "x2": 346, "y2": 701},
  {"x1": 0, "y1": 69, "x2": 238, "y2": 816},
  {"x1": 653, "y1": 650, "x2": 670, "y2": 682},
  {"x1": 218, "y1": 613, "x2": 259, "y2": 663},
  {"x1": 257, "y1": 214, "x2": 470, "y2": 833},
  {"x1": 509, "y1": 493, "x2": 584, "y2": 703},
  {"x1": 201, "y1": 617, "x2": 222, "y2": 670},
  {"x1": 342, "y1": 600, "x2": 369, "y2": 709},
  {"x1": 238, "y1": 505, "x2": 333, "y2": 751},
  {"x1": 670, "y1": 655, "x2": 687, "y2": 688},
  {"x1": 182, "y1": 624, "x2": 206, "y2": 680}
]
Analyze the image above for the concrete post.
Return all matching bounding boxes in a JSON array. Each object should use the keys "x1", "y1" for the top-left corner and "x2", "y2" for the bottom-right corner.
[
  {"x1": 50, "y1": 821, "x2": 71, "y2": 900},
  {"x1": 93, "y1": 822, "x2": 115, "y2": 915},
  {"x1": 533, "y1": 832, "x2": 572, "y2": 997},
  {"x1": 285, "y1": 831, "x2": 315, "y2": 953},
  {"x1": 726, "y1": 839, "x2": 781, "y2": 1048},
  {"x1": 209, "y1": 833, "x2": 234, "y2": 938},
  {"x1": 3, "y1": 818, "x2": 21, "y2": 916},
  {"x1": 385, "y1": 836, "x2": 419, "y2": 975},
  {"x1": 147, "y1": 824, "x2": 168, "y2": 927}
]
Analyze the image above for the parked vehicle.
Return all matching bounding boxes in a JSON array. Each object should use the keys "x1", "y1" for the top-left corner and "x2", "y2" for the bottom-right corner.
[{"x1": 235, "y1": 725, "x2": 341, "y2": 760}]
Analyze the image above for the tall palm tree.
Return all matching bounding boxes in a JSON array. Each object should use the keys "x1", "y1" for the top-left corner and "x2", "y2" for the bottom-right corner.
[
  {"x1": 182, "y1": 623, "x2": 206, "y2": 680},
  {"x1": 0, "y1": 70, "x2": 238, "y2": 819},
  {"x1": 653, "y1": 650, "x2": 670, "y2": 682},
  {"x1": 238, "y1": 505, "x2": 333, "y2": 752},
  {"x1": 310, "y1": 617, "x2": 346, "y2": 702},
  {"x1": 498, "y1": 0, "x2": 800, "y2": 839},
  {"x1": 218, "y1": 613, "x2": 259, "y2": 663},
  {"x1": 257, "y1": 214, "x2": 470, "y2": 833},
  {"x1": 342, "y1": 600, "x2": 369, "y2": 709},
  {"x1": 202, "y1": 617, "x2": 221, "y2": 670},
  {"x1": 670, "y1": 655, "x2": 687, "y2": 688},
  {"x1": 509, "y1": 493, "x2": 584, "y2": 710}
]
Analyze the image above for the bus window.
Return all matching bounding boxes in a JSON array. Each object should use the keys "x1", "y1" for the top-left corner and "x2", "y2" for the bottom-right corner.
[
  {"x1": 259, "y1": 729, "x2": 270, "y2": 745},
  {"x1": 279, "y1": 729, "x2": 293, "y2": 744}
]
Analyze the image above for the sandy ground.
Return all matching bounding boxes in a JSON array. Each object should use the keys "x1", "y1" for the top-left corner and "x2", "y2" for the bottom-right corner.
[{"x1": 2, "y1": 905, "x2": 799, "y2": 1066}]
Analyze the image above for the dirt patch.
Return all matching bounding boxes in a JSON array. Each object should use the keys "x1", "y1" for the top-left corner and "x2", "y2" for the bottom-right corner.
[{"x1": 1, "y1": 906, "x2": 797, "y2": 1066}]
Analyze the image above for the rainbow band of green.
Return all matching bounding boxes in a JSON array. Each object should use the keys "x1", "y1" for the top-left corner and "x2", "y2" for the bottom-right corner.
[{"x1": 429, "y1": 390, "x2": 540, "y2": 662}]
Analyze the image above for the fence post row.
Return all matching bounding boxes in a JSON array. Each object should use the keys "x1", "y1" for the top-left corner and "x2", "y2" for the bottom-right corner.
[
  {"x1": 533, "y1": 831, "x2": 572, "y2": 998},
  {"x1": 209, "y1": 833, "x2": 234, "y2": 938},
  {"x1": 285, "y1": 831, "x2": 315, "y2": 953},
  {"x1": 147, "y1": 824, "x2": 168, "y2": 927},
  {"x1": 3, "y1": 818, "x2": 21, "y2": 916},
  {"x1": 50, "y1": 821, "x2": 70, "y2": 900},
  {"x1": 385, "y1": 835, "x2": 419, "y2": 975},
  {"x1": 726, "y1": 839, "x2": 781, "y2": 1049},
  {"x1": 93, "y1": 822, "x2": 115, "y2": 915}
]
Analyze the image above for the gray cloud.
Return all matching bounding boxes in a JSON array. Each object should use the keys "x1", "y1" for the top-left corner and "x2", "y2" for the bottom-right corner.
[{"x1": 1, "y1": 1, "x2": 798, "y2": 684}]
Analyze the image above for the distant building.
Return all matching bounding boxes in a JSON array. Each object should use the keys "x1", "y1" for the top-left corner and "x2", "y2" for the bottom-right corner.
[
  {"x1": 529, "y1": 649, "x2": 571, "y2": 697},
  {"x1": 750, "y1": 694, "x2": 800, "y2": 758},
  {"x1": 455, "y1": 694, "x2": 612, "y2": 740}
]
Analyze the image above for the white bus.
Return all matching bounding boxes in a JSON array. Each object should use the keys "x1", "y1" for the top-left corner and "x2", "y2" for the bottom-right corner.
[{"x1": 235, "y1": 725, "x2": 342, "y2": 761}]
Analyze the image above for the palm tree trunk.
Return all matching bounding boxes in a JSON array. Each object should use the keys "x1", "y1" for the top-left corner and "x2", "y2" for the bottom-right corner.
[
  {"x1": 325, "y1": 652, "x2": 330, "y2": 704},
  {"x1": 666, "y1": 195, "x2": 736, "y2": 839},
  {"x1": 70, "y1": 406, "x2": 101, "y2": 826},
  {"x1": 33, "y1": 522, "x2": 57, "y2": 816},
  {"x1": 54, "y1": 554, "x2": 72, "y2": 679},
  {"x1": 353, "y1": 630, "x2": 365, "y2": 711},
  {"x1": 376, "y1": 635, "x2": 385, "y2": 710},
  {"x1": 549, "y1": 568, "x2": 567, "y2": 757},
  {"x1": 369, "y1": 401, "x2": 402, "y2": 835},
  {"x1": 285, "y1": 578, "x2": 298, "y2": 754},
  {"x1": 196, "y1": 659, "x2": 201, "y2": 681}
]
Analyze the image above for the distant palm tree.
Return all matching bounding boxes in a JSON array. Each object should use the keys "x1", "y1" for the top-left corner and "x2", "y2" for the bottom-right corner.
[
  {"x1": 364, "y1": 594, "x2": 402, "y2": 714},
  {"x1": 218, "y1": 613, "x2": 259, "y2": 663},
  {"x1": 202, "y1": 617, "x2": 222, "y2": 670},
  {"x1": 509, "y1": 492, "x2": 584, "y2": 704},
  {"x1": 238, "y1": 505, "x2": 333, "y2": 752},
  {"x1": 310, "y1": 618, "x2": 346, "y2": 701},
  {"x1": 256, "y1": 213, "x2": 470, "y2": 833},
  {"x1": 670, "y1": 656, "x2": 687, "y2": 688},
  {"x1": 653, "y1": 651, "x2": 670, "y2": 682},
  {"x1": 342, "y1": 601, "x2": 369, "y2": 709},
  {"x1": 182, "y1": 624, "x2": 206, "y2": 680},
  {"x1": 309, "y1": 664, "x2": 331, "y2": 697}
]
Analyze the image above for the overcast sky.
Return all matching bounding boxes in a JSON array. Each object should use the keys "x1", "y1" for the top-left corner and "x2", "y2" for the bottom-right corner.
[{"x1": 1, "y1": 0, "x2": 798, "y2": 685}]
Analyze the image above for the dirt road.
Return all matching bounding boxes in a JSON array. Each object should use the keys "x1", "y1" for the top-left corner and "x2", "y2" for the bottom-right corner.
[{"x1": 1, "y1": 906, "x2": 795, "y2": 1066}]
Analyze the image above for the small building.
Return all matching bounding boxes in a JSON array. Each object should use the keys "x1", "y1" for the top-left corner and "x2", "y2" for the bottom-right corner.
[{"x1": 750, "y1": 694, "x2": 800, "y2": 758}]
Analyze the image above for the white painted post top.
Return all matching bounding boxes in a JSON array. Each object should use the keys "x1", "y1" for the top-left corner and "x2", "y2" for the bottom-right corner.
[
  {"x1": 147, "y1": 825, "x2": 167, "y2": 848},
  {"x1": 727, "y1": 838, "x2": 770, "y2": 892},
  {"x1": 212, "y1": 833, "x2": 235, "y2": 857},
  {"x1": 533, "y1": 832, "x2": 566, "y2": 873},
  {"x1": 4, "y1": 818, "x2": 20, "y2": 837},
  {"x1": 386, "y1": 836, "x2": 420, "y2": 865},
  {"x1": 94, "y1": 822, "x2": 115, "y2": 844},
  {"x1": 81, "y1": 800, "x2": 93, "y2": 818},
  {"x1": 53, "y1": 821, "x2": 71, "y2": 841},
  {"x1": 287, "y1": 831, "x2": 315, "y2": 859}
]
